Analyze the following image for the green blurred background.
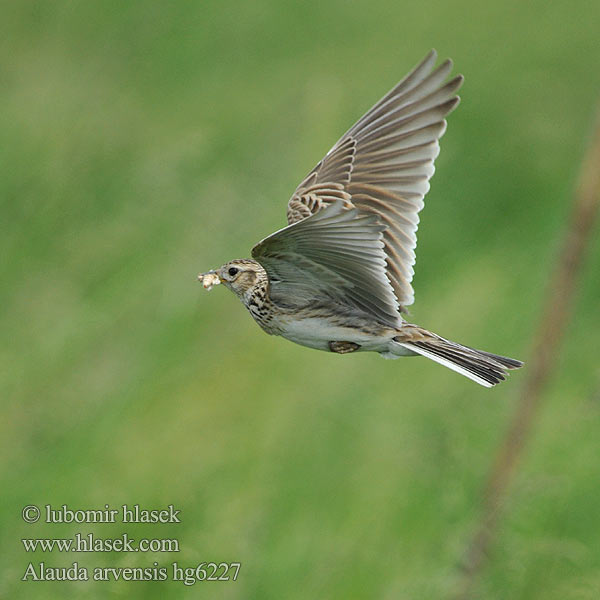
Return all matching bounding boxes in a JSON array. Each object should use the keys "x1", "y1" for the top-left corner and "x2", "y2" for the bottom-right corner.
[{"x1": 2, "y1": 0, "x2": 600, "y2": 598}]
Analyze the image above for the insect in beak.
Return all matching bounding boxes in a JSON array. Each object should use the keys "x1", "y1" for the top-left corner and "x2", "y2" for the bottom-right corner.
[{"x1": 198, "y1": 270, "x2": 221, "y2": 290}]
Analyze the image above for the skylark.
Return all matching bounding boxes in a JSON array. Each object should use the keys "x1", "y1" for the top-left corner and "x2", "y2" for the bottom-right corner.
[{"x1": 199, "y1": 50, "x2": 522, "y2": 387}]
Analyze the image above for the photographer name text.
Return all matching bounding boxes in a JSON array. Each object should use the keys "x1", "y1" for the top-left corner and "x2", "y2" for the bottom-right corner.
[{"x1": 43, "y1": 504, "x2": 180, "y2": 524}]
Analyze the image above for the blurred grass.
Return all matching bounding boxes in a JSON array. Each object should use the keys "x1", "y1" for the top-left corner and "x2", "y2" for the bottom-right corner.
[{"x1": 1, "y1": 0, "x2": 600, "y2": 598}]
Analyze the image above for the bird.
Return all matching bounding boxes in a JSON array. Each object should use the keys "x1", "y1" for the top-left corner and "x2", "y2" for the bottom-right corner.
[{"x1": 199, "y1": 50, "x2": 523, "y2": 387}]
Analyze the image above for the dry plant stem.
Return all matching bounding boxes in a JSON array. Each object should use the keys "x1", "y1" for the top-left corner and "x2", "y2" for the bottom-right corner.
[{"x1": 454, "y1": 103, "x2": 600, "y2": 599}]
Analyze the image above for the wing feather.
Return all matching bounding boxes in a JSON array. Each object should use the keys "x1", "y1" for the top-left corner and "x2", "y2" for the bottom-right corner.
[
  {"x1": 286, "y1": 50, "x2": 463, "y2": 309},
  {"x1": 253, "y1": 201, "x2": 401, "y2": 326}
]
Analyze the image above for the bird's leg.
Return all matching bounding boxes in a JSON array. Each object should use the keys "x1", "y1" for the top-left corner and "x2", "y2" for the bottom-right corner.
[{"x1": 328, "y1": 341, "x2": 361, "y2": 354}]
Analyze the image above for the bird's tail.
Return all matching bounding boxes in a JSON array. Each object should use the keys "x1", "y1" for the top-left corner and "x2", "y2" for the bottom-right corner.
[{"x1": 392, "y1": 326, "x2": 523, "y2": 387}]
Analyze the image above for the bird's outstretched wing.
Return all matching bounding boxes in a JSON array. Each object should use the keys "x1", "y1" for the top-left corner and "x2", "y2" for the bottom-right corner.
[
  {"x1": 252, "y1": 200, "x2": 402, "y2": 327},
  {"x1": 286, "y1": 50, "x2": 463, "y2": 310}
]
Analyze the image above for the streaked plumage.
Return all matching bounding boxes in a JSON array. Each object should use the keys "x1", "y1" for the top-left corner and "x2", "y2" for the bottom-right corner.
[{"x1": 199, "y1": 50, "x2": 523, "y2": 387}]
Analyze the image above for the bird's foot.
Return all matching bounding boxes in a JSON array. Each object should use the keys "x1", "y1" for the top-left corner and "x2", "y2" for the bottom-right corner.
[{"x1": 329, "y1": 341, "x2": 361, "y2": 354}]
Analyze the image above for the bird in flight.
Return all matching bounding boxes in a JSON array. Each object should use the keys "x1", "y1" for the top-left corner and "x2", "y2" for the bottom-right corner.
[{"x1": 199, "y1": 50, "x2": 522, "y2": 387}]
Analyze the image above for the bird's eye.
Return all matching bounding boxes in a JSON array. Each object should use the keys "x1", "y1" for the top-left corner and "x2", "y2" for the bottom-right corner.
[{"x1": 228, "y1": 267, "x2": 239, "y2": 277}]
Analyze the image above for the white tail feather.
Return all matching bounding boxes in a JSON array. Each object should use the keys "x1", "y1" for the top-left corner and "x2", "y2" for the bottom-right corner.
[{"x1": 391, "y1": 341, "x2": 494, "y2": 387}]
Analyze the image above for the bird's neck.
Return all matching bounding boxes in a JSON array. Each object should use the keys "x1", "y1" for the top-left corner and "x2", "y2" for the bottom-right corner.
[
  {"x1": 241, "y1": 274, "x2": 270, "y2": 308},
  {"x1": 240, "y1": 269, "x2": 280, "y2": 333}
]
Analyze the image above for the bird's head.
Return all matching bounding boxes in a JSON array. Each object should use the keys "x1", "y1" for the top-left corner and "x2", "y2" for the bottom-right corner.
[{"x1": 198, "y1": 259, "x2": 267, "y2": 298}]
